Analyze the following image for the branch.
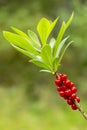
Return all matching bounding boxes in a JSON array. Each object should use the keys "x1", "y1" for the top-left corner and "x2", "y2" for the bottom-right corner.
[{"x1": 74, "y1": 100, "x2": 87, "y2": 120}]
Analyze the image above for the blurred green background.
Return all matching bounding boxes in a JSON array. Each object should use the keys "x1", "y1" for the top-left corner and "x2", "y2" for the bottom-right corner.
[{"x1": 0, "y1": 0, "x2": 87, "y2": 129}]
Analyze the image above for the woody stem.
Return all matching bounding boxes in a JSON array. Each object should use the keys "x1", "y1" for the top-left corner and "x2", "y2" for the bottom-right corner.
[{"x1": 74, "y1": 100, "x2": 87, "y2": 120}]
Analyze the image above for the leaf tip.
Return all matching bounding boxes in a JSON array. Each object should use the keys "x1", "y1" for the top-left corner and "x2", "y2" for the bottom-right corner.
[{"x1": 71, "y1": 11, "x2": 74, "y2": 17}]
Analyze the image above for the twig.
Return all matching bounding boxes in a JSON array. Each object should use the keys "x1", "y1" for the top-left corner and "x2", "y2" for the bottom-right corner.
[{"x1": 74, "y1": 100, "x2": 87, "y2": 120}]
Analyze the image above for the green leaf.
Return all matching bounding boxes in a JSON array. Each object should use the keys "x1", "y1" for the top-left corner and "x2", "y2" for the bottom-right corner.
[
  {"x1": 54, "y1": 13, "x2": 74, "y2": 58},
  {"x1": 48, "y1": 17, "x2": 59, "y2": 38},
  {"x1": 40, "y1": 69, "x2": 52, "y2": 73},
  {"x1": 49, "y1": 38, "x2": 56, "y2": 49},
  {"x1": 28, "y1": 29, "x2": 41, "y2": 48},
  {"x1": 12, "y1": 27, "x2": 41, "y2": 52},
  {"x1": 3, "y1": 31, "x2": 39, "y2": 55},
  {"x1": 65, "y1": 12, "x2": 74, "y2": 29},
  {"x1": 41, "y1": 44, "x2": 52, "y2": 68},
  {"x1": 30, "y1": 56, "x2": 51, "y2": 70},
  {"x1": 55, "y1": 36, "x2": 69, "y2": 58},
  {"x1": 54, "y1": 22, "x2": 66, "y2": 57},
  {"x1": 37, "y1": 17, "x2": 58, "y2": 46},
  {"x1": 11, "y1": 26, "x2": 29, "y2": 39},
  {"x1": 37, "y1": 18, "x2": 50, "y2": 45},
  {"x1": 11, "y1": 43, "x2": 36, "y2": 59},
  {"x1": 53, "y1": 57, "x2": 60, "y2": 73},
  {"x1": 58, "y1": 41, "x2": 73, "y2": 64}
]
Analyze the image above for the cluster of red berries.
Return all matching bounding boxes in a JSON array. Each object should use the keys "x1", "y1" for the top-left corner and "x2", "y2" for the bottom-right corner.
[{"x1": 54, "y1": 73, "x2": 80, "y2": 110}]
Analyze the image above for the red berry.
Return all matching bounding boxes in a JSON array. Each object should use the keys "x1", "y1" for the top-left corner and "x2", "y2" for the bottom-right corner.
[
  {"x1": 59, "y1": 91, "x2": 65, "y2": 97},
  {"x1": 71, "y1": 86, "x2": 77, "y2": 93},
  {"x1": 58, "y1": 74, "x2": 63, "y2": 77},
  {"x1": 70, "y1": 82, "x2": 74, "y2": 88},
  {"x1": 55, "y1": 79, "x2": 62, "y2": 86},
  {"x1": 63, "y1": 95, "x2": 68, "y2": 100},
  {"x1": 71, "y1": 104, "x2": 77, "y2": 110},
  {"x1": 65, "y1": 89, "x2": 71, "y2": 96},
  {"x1": 64, "y1": 80, "x2": 71, "y2": 87},
  {"x1": 57, "y1": 87, "x2": 62, "y2": 92},
  {"x1": 76, "y1": 96, "x2": 80, "y2": 103},
  {"x1": 71, "y1": 93, "x2": 76, "y2": 99},
  {"x1": 61, "y1": 85, "x2": 67, "y2": 91},
  {"x1": 62, "y1": 74, "x2": 67, "y2": 81},
  {"x1": 67, "y1": 99, "x2": 73, "y2": 105}
]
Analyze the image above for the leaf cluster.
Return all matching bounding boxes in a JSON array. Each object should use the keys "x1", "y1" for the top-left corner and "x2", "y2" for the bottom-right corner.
[{"x1": 3, "y1": 13, "x2": 74, "y2": 74}]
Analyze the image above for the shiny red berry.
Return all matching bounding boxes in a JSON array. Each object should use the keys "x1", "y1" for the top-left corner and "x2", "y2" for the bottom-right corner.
[
  {"x1": 76, "y1": 96, "x2": 80, "y2": 103},
  {"x1": 71, "y1": 93, "x2": 76, "y2": 99},
  {"x1": 57, "y1": 87, "x2": 62, "y2": 92},
  {"x1": 70, "y1": 82, "x2": 74, "y2": 88},
  {"x1": 62, "y1": 74, "x2": 67, "y2": 81},
  {"x1": 64, "y1": 80, "x2": 71, "y2": 87},
  {"x1": 55, "y1": 79, "x2": 62, "y2": 86},
  {"x1": 59, "y1": 91, "x2": 65, "y2": 97},
  {"x1": 61, "y1": 85, "x2": 67, "y2": 91},
  {"x1": 65, "y1": 89, "x2": 71, "y2": 96},
  {"x1": 67, "y1": 99, "x2": 73, "y2": 105},
  {"x1": 71, "y1": 104, "x2": 77, "y2": 110},
  {"x1": 58, "y1": 74, "x2": 63, "y2": 77},
  {"x1": 71, "y1": 86, "x2": 77, "y2": 93},
  {"x1": 63, "y1": 95, "x2": 68, "y2": 100}
]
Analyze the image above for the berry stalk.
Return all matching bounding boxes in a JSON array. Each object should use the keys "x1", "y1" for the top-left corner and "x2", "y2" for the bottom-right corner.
[
  {"x1": 54, "y1": 73, "x2": 87, "y2": 120},
  {"x1": 74, "y1": 100, "x2": 87, "y2": 120}
]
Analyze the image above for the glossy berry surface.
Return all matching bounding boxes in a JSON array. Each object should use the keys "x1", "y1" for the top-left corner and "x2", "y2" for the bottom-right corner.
[
  {"x1": 71, "y1": 86, "x2": 77, "y2": 93},
  {"x1": 57, "y1": 87, "x2": 62, "y2": 92},
  {"x1": 59, "y1": 91, "x2": 65, "y2": 97},
  {"x1": 67, "y1": 99, "x2": 73, "y2": 105},
  {"x1": 76, "y1": 96, "x2": 80, "y2": 103},
  {"x1": 71, "y1": 104, "x2": 77, "y2": 110},
  {"x1": 55, "y1": 79, "x2": 62, "y2": 86},
  {"x1": 70, "y1": 82, "x2": 74, "y2": 87},
  {"x1": 65, "y1": 89, "x2": 71, "y2": 96},
  {"x1": 71, "y1": 93, "x2": 76, "y2": 99},
  {"x1": 64, "y1": 80, "x2": 71, "y2": 87},
  {"x1": 54, "y1": 73, "x2": 80, "y2": 111},
  {"x1": 61, "y1": 74, "x2": 67, "y2": 81}
]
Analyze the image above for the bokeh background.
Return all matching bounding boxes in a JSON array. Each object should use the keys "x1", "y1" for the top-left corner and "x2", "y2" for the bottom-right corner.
[{"x1": 0, "y1": 0, "x2": 87, "y2": 129}]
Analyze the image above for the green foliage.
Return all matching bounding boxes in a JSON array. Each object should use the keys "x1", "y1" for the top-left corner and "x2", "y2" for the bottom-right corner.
[
  {"x1": 54, "y1": 13, "x2": 74, "y2": 58},
  {"x1": 30, "y1": 56, "x2": 51, "y2": 70},
  {"x1": 28, "y1": 30, "x2": 41, "y2": 49},
  {"x1": 3, "y1": 31, "x2": 39, "y2": 58},
  {"x1": 37, "y1": 17, "x2": 58, "y2": 46},
  {"x1": 3, "y1": 13, "x2": 73, "y2": 74}
]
